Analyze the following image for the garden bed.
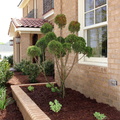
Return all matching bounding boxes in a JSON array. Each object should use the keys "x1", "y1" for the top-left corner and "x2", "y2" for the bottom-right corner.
[
  {"x1": 0, "y1": 72, "x2": 54, "y2": 120},
  {"x1": 21, "y1": 84, "x2": 120, "y2": 120}
]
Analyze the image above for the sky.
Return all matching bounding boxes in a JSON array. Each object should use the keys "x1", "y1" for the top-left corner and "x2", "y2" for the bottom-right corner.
[{"x1": 0, "y1": 0, "x2": 22, "y2": 43}]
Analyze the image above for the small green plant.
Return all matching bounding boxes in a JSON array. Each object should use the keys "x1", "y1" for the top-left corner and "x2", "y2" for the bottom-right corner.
[
  {"x1": 46, "y1": 83, "x2": 60, "y2": 93},
  {"x1": 0, "y1": 87, "x2": 14, "y2": 110},
  {"x1": 49, "y1": 99, "x2": 62, "y2": 113},
  {"x1": 46, "y1": 83, "x2": 54, "y2": 88},
  {"x1": 27, "y1": 86, "x2": 34, "y2": 92},
  {"x1": 93, "y1": 112, "x2": 107, "y2": 120}
]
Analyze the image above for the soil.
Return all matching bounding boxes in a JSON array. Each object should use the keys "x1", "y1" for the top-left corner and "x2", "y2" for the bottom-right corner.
[
  {"x1": 21, "y1": 84, "x2": 120, "y2": 120},
  {"x1": 8, "y1": 71, "x2": 54, "y2": 85},
  {"x1": 0, "y1": 72, "x2": 54, "y2": 120}
]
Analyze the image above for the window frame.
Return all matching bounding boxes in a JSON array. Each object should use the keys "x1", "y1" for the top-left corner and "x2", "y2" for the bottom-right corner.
[{"x1": 78, "y1": 0, "x2": 108, "y2": 66}]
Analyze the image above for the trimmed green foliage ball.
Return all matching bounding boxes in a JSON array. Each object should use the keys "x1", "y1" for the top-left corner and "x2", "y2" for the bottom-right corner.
[
  {"x1": 85, "y1": 46, "x2": 93, "y2": 57},
  {"x1": 40, "y1": 23, "x2": 53, "y2": 34},
  {"x1": 63, "y1": 43, "x2": 71, "y2": 53},
  {"x1": 48, "y1": 40, "x2": 63, "y2": 57},
  {"x1": 56, "y1": 36, "x2": 65, "y2": 44},
  {"x1": 36, "y1": 37, "x2": 47, "y2": 53},
  {"x1": 65, "y1": 34, "x2": 79, "y2": 44},
  {"x1": 68, "y1": 21, "x2": 80, "y2": 33},
  {"x1": 27, "y1": 46, "x2": 40, "y2": 58},
  {"x1": 72, "y1": 40, "x2": 86, "y2": 53},
  {"x1": 54, "y1": 14, "x2": 67, "y2": 29},
  {"x1": 45, "y1": 32, "x2": 57, "y2": 44},
  {"x1": 72, "y1": 37, "x2": 86, "y2": 53}
]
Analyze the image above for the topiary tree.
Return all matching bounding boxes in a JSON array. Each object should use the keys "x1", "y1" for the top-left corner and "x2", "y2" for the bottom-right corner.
[
  {"x1": 47, "y1": 14, "x2": 92, "y2": 98},
  {"x1": 27, "y1": 14, "x2": 92, "y2": 98}
]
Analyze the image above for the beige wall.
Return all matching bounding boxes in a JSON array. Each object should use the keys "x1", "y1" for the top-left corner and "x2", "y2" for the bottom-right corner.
[
  {"x1": 20, "y1": 33, "x2": 31, "y2": 61},
  {"x1": 55, "y1": 0, "x2": 120, "y2": 111},
  {"x1": 36, "y1": 0, "x2": 43, "y2": 18}
]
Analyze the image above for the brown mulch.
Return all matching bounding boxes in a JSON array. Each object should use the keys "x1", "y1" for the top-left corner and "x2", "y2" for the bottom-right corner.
[
  {"x1": 21, "y1": 84, "x2": 120, "y2": 120},
  {"x1": 0, "y1": 72, "x2": 54, "y2": 120},
  {"x1": 8, "y1": 72, "x2": 54, "y2": 85}
]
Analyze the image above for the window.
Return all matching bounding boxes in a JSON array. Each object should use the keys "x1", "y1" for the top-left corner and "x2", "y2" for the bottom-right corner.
[
  {"x1": 43, "y1": 0, "x2": 54, "y2": 14},
  {"x1": 78, "y1": 0, "x2": 107, "y2": 66}
]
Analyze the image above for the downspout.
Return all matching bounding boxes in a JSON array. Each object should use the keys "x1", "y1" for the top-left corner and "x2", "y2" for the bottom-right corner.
[{"x1": 34, "y1": 0, "x2": 37, "y2": 18}]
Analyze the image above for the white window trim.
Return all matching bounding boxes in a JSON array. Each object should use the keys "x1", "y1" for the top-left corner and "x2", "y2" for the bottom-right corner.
[{"x1": 78, "y1": 0, "x2": 108, "y2": 67}]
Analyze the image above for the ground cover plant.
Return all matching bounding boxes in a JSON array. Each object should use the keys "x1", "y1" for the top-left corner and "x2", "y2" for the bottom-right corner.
[
  {"x1": 49, "y1": 99, "x2": 62, "y2": 113},
  {"x1": 93, "y1": 112, "x2": 107, "y2": 120},
  {"x1": 27, "y1": 86, "x2": 34, "y2": 92}
]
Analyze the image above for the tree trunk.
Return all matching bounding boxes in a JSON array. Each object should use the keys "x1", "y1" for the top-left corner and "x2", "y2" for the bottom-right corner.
[{"x1": 60, "y1": 79, "x2": 65, "y2": 98}]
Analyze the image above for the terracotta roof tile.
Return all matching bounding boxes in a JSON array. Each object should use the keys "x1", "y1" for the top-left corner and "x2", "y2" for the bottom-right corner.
[{"x1": 11, "y1": 18, "x2": 49, "y2": 28}]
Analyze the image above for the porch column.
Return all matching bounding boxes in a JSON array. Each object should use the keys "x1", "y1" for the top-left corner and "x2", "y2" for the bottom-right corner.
[{"x1": 20, "y1": 33, "x2": 31, "y2": 62}]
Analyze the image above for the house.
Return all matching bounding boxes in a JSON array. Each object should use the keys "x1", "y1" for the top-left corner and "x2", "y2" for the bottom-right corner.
[
  {"x1": 8, "y1": 0, "x2": 120, "y2": 111},
  {"x1": 8, "y1": 0, "x2": 54, "y2": 63},
  {"x1": 0, "y1": 42, "x2": 13, "y2": 61}
]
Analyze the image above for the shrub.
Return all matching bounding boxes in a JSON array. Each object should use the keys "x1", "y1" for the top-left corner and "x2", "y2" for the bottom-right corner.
[
  {"x1": 49, "y1": 99, "x2": 62, "y2": 113},
  {"x1": 42, "y1": 60, "x2": 54, "y2": 76},
  {"x1": 0, "y1": 60, "x2": 13, "y2": 87},
  {"x1": 14, "y1": 60, "x2": 31, "y2": 75},
  {"x1": 4, "y1": 55, "x2": 13, "y2": 66},
  {"x1": 0, "y1": 87, "x2": 14, "y2": 110},
  {"x1": 28, "y1": 63, "x2": 41, "y2": 83}
]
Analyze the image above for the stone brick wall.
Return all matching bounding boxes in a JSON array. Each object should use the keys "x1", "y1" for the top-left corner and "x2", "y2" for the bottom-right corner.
[
  {"x1": 54, "y1": 0, "x2": 78, "y2": 37},
  {"x1": 55, "y1": 0, "x2": 120, "y2": 111}
]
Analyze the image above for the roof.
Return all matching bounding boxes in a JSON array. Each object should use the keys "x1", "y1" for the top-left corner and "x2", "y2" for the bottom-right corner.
[{"x1": 11, "y1": 18, "x2": 49, "y2": 28}]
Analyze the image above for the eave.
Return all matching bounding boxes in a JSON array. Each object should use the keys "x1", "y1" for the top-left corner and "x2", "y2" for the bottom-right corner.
[{"x1": 18, "y1": 0, "x2": 30, "y2": 8}]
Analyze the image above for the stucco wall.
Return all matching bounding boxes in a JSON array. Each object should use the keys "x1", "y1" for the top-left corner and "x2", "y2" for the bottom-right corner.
[{"x1": 55, "y1": 0, "x2": 120, "y2": 111}]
